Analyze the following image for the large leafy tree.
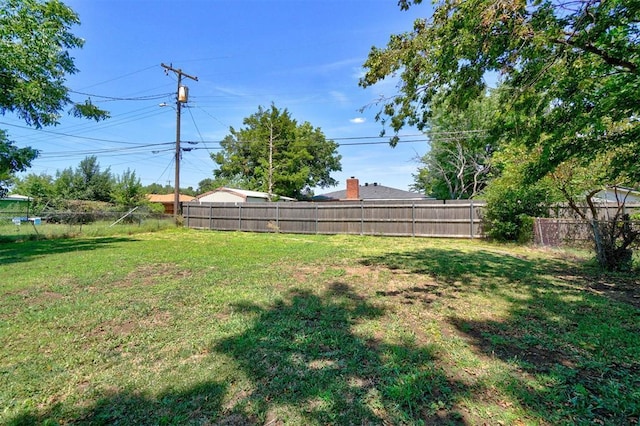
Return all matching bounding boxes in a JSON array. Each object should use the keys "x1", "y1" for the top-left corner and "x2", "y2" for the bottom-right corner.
[
  {"x1": 0, "y1": 0, "x2": 108, "y2": 194},
  {"x1": 11, "y1": 171, "x2": 54, "y2": 211},
  {"x1": 197, "y1": 176, "x2": 247, "y2": 194},
  {"x1": 412, "y1": 89, "x2": 500, "y2": 199},
  {"x1": 361, "y1": 0, "x2": 639, "y2": 270},
  {"x1": 212, "y1": 104, "x2": 342, "y2": 199},
  {"x1": 112, "y1": 168, "x2": 144, "y2": 208},
  {"x1": 362, "y1": 0, "x2": 639, "y2": 160}
]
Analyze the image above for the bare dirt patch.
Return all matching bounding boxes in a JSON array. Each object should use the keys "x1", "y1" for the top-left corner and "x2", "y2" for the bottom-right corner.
[
  {"x1": 139, "y1": 308, "x2": 172, "y2": 328},
  {"x1": 116, "y1": 263, "x2": 193, "y2": 288},
  {"x1": 88, "y1": 319, "x2": 137, "y2": 338},
  {"x1": 586, "y1": 275, "x2": 640, "y2": 308},
  {"x1": 26, "y1": 290, "x2": 66, "y2": 306}
]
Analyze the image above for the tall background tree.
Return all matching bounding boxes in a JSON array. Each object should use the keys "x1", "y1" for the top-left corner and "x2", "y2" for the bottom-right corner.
[
  {"x1": 212, "y1": 104, "x2": 342, "y2": 199},
  {"x1": 112, "y1": 168, "x2": 145, "y2": 209},
  {"x1": 196, "y1": 176, "x2": 247, "y2": 194},
  {"x1": 15, "y1": 158, "x2": 149, "y2": 212},
  {"x1": 412, "y1": 90, "x2": 500, "y2": 199},
  {"x1": 50, "y1": 156, "x2": 113, "y2": 202},
  {"x1": 0, "y1": 0, "x2": 108, "y2": 195},
  {"x1": 361, "y1": 0, "x2": 639, "y2": 270}
]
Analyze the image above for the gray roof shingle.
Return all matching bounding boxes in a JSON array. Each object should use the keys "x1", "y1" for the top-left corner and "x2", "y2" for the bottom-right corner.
[{"x1": 315, "y1": 183, "x2": 427, "y2": 201}]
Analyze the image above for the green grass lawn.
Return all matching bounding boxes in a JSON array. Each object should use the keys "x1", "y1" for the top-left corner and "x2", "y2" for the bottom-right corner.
[{"x1": 1, "y1": 229, "x2": 639, "y2": 425}]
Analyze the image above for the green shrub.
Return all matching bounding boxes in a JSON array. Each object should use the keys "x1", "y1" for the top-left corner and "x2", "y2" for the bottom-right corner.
[{"x1": 483, "y1": 185, "x2": 550, "y2": 242}]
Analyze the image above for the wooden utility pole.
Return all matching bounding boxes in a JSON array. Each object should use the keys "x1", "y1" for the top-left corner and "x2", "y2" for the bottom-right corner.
[
  {"x1": 161, "y1": 63, "x2": 198, "y2": 220},
  {"x1": 266, "y1": 115, "x2": 279, "y2": 202},
  {"x1": 268, "y1": 123, "x2": 274, "y2": 201}
]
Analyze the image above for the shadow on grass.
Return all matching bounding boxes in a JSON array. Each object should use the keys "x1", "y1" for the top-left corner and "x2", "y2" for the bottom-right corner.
[
  {"x1": 213, "y1": 282, "x2": 468, "y2": 424},
  {"x1": 5, "y1": 282, "x2": 469, "y2": 425},
  {"x1": 361, "y1": 247, "x2": 640, "y2": 425},
  {"x1": 7, "y1": 381, "x2": 227, "y2": 425},
  {"x1": 0, "y1": 237, "x2": 135, "y2": 265}
]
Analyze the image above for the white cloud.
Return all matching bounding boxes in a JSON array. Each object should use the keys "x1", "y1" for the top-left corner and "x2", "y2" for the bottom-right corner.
[
  {"x1": 330, "y1": 90, "x2": 349, "y2": 104},
  {"x1": 349, "y1": 117, "x2": 366, "y2": 124},
  {"x1": 352, "y1": 67, "x2": 367, "y2": 80}
]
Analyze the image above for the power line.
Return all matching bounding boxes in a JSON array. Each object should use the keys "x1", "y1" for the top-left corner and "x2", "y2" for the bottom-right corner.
[
  {"x1": 76, "y1": 64, "x2": 160, "y2": 90},
  {"x1": 153, "y1": 157, "x2": 175, "y2": 187},
  {"x1": 6, "y1": 104, "x2": 167, "y2": 146},
  {"x1": 0, "y1": 121, "x2": 165, "y2": 145},
  {"x1": 186, "y1": 105, "x2": 217, "y2": 160},
  {"x1": 69, "y1": 90, "x2": 174, "y2": 102},
  {"x1": 4, "y1": 115, "x2": 485, "y2": 158},
  {"x1": 39, "y1": 142, "x2": 175, "y2": 159},
  {"x1": 191, "y1": 104, "x2": 229, "y2": 129}
]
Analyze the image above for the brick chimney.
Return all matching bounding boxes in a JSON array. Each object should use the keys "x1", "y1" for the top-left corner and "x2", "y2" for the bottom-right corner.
[{"x1": 346, "y1": 177, "x2": 360, "y2": 200}]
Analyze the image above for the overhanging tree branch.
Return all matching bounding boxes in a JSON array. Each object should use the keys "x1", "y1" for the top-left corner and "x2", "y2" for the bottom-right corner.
[{"x1": 557, "y1": 37, "x2": 638, "y2": 73}]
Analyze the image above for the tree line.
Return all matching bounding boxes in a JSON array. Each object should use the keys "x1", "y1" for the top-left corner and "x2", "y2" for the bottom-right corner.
[{"x1": 11, "y1": 156, "x2": 152, "y2": 212}]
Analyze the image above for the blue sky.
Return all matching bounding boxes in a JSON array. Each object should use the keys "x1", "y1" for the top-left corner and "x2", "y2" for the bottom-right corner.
[{"x1": 5, "y1": 0, "x2": 432, "y2": 194}]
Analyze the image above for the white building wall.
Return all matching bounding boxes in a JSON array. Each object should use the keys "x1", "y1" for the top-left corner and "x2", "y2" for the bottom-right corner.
[{"x1": 198, "y1": 192, "x2": 245, "y2": 203}]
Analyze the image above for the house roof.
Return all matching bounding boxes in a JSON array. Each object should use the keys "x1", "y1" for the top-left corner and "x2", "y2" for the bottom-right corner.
[
  {"x1": 2, "y1": 194, "x2": 32, "y2": 201},
  {"x1": 196, "y1": 187, "x2": 296, "y2": 201},
  {"x1": 197, "y1": 187, "x2": 269, "y2": 200},
  {"x1": 315, "y1": 183, "x2": 428, "y2": 201},
  {"x1": 147, "y1": 193, "x2": 196, "y2": 203},
  {"x1": 593, "y1": 186, "x2": 640, "y2": 202}
]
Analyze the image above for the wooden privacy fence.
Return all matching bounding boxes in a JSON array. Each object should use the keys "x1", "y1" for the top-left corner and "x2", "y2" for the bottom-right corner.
[
  {"x1": 184, "y1": 200, "x2": 485, "y2": 238},
  {"x1": 534, "y1": 202, "x2": 640, "y2": 247},
  {"x1": 534, "y1": 218, "x2": 593, "y2": 247}
]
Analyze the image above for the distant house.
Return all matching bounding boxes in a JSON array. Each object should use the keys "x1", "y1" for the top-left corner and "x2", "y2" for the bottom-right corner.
[
  {"x1": 196, "y1": 187, "x2": 296, "y2": 203},
  {"x1": 147, "y1": 193, "x2": 196, "y2": 215},
  {"x1": 314, "y1": 177, "x2": 429, "y2": 201},
  {"x1": 593, "y1": 186, "x2": 640, "y2": 204},
  {"x1": 0, "y1": 194, "x2": 31, "y2": 205},
  {"x1": 0, "y1": 194, "x2": 32, "y2": 218}
]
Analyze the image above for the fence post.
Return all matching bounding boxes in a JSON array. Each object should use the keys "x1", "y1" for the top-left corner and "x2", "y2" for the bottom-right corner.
[
  {"x1": 209, "y1": 203, "x2": 213, "y2": 230},
  {"x1": 360, "y1": 202, "x2": 364, "y2": 235},
  {"x1": 238, "y1": 204, "x2": 242, "y2": 231},
  {"x1": 185, "y1": 203, "x2": 189, "y2": 228},
  {"x1": 412, "y1": 203, "x2": 415, "y2": 237},
  {"x1": 469, "y1": 201, "x2": 474, "y2": 238},
  {"x1": 276, "y1": 203, "x2": 279, "y2": 230},
  {"x1": 315, "y1": 204, "x2": 319, "y2": 234},
  {"x1": 537, "y1": 218, "x2": 544, "y2": 245}
]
